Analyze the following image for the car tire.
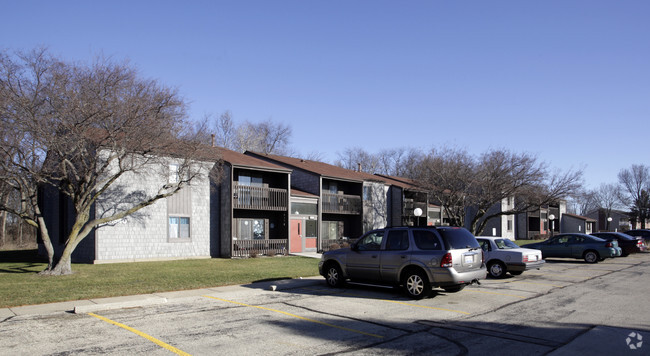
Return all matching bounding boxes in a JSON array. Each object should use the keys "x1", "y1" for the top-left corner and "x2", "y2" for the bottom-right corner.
[
  {"x1": 488, "y1": 261, "x2": 507, "y2": 279},
  {"x1": 583, "y1": 250, "x2": 599, "y2": 263},
  {"x1": 509, "y1": 271, "x2": 523, "y2": 276},
  {"x1": 324, "y1": 263, "x2": 344, "y2": 288},
  {"x1": 443, "y1": 285, "x2": 465, "y2": 293},
  {"x1": 402, "y1": 269, "x2": 430, "y2": 299}
]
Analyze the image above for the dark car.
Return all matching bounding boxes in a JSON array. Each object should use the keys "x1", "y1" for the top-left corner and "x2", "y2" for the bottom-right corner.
[
  {"x1": 318, "y1": 226, "x2": 487, "y2": 299},
  {"x1": 521, "y1": 233, "x2": 621, "y2": 263},
  {"x1": 623, "y1": 229, "x2": 650, "y2": 249},
  {"x1": 591, "y1": 232, "x2": 645, "y2": 256}
]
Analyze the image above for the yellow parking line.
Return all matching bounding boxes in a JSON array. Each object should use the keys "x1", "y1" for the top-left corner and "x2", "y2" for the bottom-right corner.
[
  {"x1": 88, "y1": 313, "x2": 191, "y2": 356},
  {"x1": 464, "y1": 289, "x2": 527, "y2": 299},
  {"x1": 203, "y1": 295, "x2": 383, "y2": 339},
  {"x1": 302, "y1": 288, "x2": 470, "y2": 315}
]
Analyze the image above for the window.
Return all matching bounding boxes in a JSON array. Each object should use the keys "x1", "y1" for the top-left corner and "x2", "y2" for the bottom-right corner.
[
  {"x1": 292, "y1": 202, "x2": 317, "y2": 215},
  {"x1": 363, "y1": 186, "x2": 373, "y2": 202},
  {"x1": 239, "y1": 219, "x2": 265, "y2": 240},
  {"x1": 413, "y1": 230, "x2": 441, "y2": 250},
  {"x1": 386, "y1": 230, "x2": 409, "y2": 250},
  {"x1": 169, "y1": 164, "x2": 180, "y2": 184},
  {"x1": 507, "y1": 218, "x2": 513, "y2": 231},
  {"x1": 239, "y1": 174, "x2": 263, "y2": 187},
  {"x1": 169, "y1": 217, "x2": 190, "y2": 238},
  {"x1": 495, "y1": 239, "x2": 518, "y2": 249},
  {"x1": 305, "y1": 220, "x2": 317, "y2": 238},
  {"x1": 322, "y1": 221, "x2": 341, "y2": 240},
  {"x1": 357, "y1": 231, "x2": 384, "y2": 251}
]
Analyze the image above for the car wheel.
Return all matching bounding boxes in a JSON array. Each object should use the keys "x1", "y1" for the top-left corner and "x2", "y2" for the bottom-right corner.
[
  {"x1": 443, "y1": 285, "x2": 465, "y2": 293},
  {"x1": 583, "y1": 250, "x2": 599, "y2": 263},
  {"x1": 402, "y1": 269, "x2": 430, "y2": 299},
  {"x1": 488, "y1": 261, "x2": 506, "y2": 279},
  {"x1": 325, "y1": 263, "x2": 344, "y2": 288},
  {"x1": 509, "y1": 271, "x2": 523, "y2": 276}
]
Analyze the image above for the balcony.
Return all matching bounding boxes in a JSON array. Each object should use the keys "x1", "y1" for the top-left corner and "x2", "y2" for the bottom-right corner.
[
  {"x1": 322, "y1": 193, "x2": 361, "y2": 215},
  {"x1": 233, "y1": 183, "x2": 288, "y2": 211},
  {"x1": 232, "y1": 239, "x2": 288, "y2": 258}
]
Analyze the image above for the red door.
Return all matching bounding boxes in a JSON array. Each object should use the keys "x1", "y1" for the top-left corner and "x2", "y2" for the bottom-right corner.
[{"x1": 290, "y1": 219, "x2": 303, "y2": 253}]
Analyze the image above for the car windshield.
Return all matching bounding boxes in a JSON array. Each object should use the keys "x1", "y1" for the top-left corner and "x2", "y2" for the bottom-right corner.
[
  {"x1": 438, "y1": 228, "x2": 480, "y2": 249},
  {"x1": 495, "y1": 239, "x2": 518, "y2": 249}
]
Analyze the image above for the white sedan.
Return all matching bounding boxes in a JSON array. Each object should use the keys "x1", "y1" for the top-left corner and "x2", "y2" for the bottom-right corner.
[{"x1": 476, "y1": 236, "x2": 545, "y2": 278}]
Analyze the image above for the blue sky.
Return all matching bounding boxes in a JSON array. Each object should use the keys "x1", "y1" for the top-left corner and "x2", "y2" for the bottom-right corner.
[{"x1": 2, "y1": 1, "x2": 648, "y2": 190}]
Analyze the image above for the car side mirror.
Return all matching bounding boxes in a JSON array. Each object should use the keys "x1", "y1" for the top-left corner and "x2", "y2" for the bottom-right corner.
[{"x1": 351, "y1": 244, "x2": 359, "y2": 252}]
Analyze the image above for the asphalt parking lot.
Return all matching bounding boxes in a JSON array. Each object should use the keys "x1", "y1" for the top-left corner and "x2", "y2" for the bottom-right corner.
[{"x1": 1, "y1": 253, "x2": 649, "y2": 355}]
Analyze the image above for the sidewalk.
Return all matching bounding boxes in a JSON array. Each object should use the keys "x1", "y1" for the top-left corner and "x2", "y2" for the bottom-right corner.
[{"x1": 0, "y1": 276, "x2": 324, "y2": 319}]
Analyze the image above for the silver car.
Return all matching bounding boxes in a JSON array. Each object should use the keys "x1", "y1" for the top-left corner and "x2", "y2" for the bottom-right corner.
[{"x1": 318, "y1": 226, "x2": 487, "y2": 299}]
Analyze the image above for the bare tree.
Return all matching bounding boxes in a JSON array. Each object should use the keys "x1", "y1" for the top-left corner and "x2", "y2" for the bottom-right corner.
[
  {"x1": 618, "y1": 164, "x2": 650, "y2": 229},
  {"x1": 0, "y1": 49, "x2": 211, "y2": 275},
  {"x1": 231, "y1": 119, "x2": 292, "y2": 154},
  {"x1": 375, "y1": 147, "x2": 422, "y2": 177},
  {"x1": 415, "y1": 147, "x2": 583, "y2": 235},
  {"x1": 592, "y1": 183, "x2": 623, "y2": 230},
  {"x1": 211, "y1": 110, "x2": 237, "y2": 149},
  {"x1": 335, "y1": 147, "x2": 380, "y2": 173},
  {"x1": 566, "y1": 188, "x2": 598, "y2": 216},
  {"x1": 415, "y1": 147, "x2": 476, "y2": 228}
]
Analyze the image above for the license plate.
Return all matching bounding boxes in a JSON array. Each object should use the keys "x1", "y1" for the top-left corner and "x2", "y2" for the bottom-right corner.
[{"x1": 464, "y1": 255, "x2": 474, "y2": 264}]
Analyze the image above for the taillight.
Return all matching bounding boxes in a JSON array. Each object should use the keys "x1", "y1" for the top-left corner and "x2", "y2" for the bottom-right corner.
[
  {"x1": 605, "y1": 242, "x2": 613, "y2": 248},
  {"x1": 481, "y1": 250, "x2": 485, "y2": 264},
  {"x1": 523, "y1": 255, "x2": 529, "y2": 262},
  {"x1": 441, "y1": 253, "x2": 453, "y2": 268}
]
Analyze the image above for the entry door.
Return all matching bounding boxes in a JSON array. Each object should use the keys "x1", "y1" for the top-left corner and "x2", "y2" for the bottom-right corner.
[{"x1": 290, "y1": 219, "x2": 303, "y2": 253}]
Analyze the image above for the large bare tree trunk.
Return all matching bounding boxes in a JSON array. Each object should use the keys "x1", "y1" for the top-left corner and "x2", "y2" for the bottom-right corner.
[
  {"x1": 0, "y1": 212, "x2": 5, "y2": 247},
  {"x1": 37, "y1": 214, "x2": 55, "y2": 272}
]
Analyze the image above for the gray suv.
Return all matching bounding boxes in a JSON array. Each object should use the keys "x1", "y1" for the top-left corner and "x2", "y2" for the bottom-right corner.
[{"x1": 318, "y1": 226, "x2": 487, "y2": 299}]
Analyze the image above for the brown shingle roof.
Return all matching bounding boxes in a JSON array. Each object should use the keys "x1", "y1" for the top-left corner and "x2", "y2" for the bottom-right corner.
[
  {"x1": 207, "y1": 147, "x2": 290, "y2": 172},
  {"x1": 375, "y1": 174, "x2": 425, "y2": 191},
  {"x1": 245, "y1": 151, "x2": 384, "y2": 183}
]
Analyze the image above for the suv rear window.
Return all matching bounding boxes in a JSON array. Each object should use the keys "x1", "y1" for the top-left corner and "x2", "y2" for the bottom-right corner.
[
  {"x1": 437, "y1": 228, "x2": 480, "y2": 249},
  {"x1": 412, "y1": 230, "x2": 441, "y2": 250}
]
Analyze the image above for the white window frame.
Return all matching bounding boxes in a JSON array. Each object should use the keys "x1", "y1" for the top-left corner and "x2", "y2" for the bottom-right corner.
[{"x1": 169, "y1": 216, "x2": 191, "y2": 240}]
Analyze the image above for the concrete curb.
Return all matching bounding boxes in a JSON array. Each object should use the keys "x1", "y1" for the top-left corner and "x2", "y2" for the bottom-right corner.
[{"x1": 0, "y1": 276, "x2": 324, "y2": 318}]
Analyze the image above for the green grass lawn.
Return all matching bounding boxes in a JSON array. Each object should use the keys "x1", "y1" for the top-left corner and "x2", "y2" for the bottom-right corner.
[{"x1": 0, "y1": 250, "x2": 320, "y2": 308}]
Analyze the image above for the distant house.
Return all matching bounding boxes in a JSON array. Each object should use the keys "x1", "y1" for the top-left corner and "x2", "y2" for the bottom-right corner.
[
  {"x1": 561, "y1": 213, "x2": 596, "y2": 234},
  {"x1": 515, "y1": 201, "x2": 566, "y2": 239},
  {"x1": 476, "y1": 197, "x2": 516, "y2": 240},
  {"x1": 585, "y1": 208, "x2": 633, "y2": 232}
]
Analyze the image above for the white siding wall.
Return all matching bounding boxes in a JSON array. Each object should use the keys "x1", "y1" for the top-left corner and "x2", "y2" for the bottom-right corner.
[
  {"x1": 501, "y1": 197, "x2": 516, "y2": 240},
  {"x1": 94, "y1": 157, "x2": 214, "y2": 263}
]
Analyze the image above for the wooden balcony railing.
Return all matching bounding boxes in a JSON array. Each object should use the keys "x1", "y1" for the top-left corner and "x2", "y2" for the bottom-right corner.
[
  {"x1": 233, "y1": 183, "x2": 288, "y2": 211},
  {"x1": 232, "y1": 239, "x2": 288, "y2": 258},
  {"x1": 322, "y1": 193, "x2": 361, "y2": 215}
]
